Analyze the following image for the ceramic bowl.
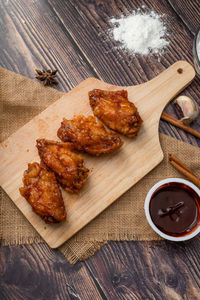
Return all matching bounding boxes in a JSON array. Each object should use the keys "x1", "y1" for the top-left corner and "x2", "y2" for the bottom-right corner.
[{"x1": 144, "y1": 178, "x2": 200, "y2": 241}]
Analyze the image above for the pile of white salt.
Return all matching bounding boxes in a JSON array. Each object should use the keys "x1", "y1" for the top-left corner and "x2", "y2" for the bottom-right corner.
[{"x1": 110, "y1": 9, "x2": 169, "y2": 56}]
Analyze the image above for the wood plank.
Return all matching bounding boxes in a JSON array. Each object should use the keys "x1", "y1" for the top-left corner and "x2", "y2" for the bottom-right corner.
[
  {"x1": 1, "y1": 238, "x2": 200, "y2": 299},
  {"x1": 168, "y1": 0, "x2": 200, "y2": 35},
  {"x1": 0, "y1": 61, "x2": 195, "y2": 248},
  {"x1": 0, "y1": 243, "x2": 103, "y2": 300},
  {"x1": 86, "y1": 240, "x2": 200, "y2": 299},
  {"x1": 48, "y1": 0, "x2": 200, "y2": 146},
  {"x1": 0, "y1": 0, "x2": 96, "y2": 91}
]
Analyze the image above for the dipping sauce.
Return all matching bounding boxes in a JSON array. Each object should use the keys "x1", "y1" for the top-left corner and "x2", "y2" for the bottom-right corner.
[{"x1": 149, "y1": 182, "x2": 200, "y2": 237}]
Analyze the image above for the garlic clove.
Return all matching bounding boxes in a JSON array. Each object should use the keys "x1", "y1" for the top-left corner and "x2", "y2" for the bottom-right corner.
[{"x1": 174, "y1": 95, "x2": 200, "y2": 125}]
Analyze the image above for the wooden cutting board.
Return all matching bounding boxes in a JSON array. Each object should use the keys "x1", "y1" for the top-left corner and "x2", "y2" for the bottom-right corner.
[{"x1": 0, "y1": 61, "x2": 195, "y2": 248}]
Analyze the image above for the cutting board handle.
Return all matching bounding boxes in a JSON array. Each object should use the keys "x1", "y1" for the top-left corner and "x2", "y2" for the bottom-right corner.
[{"x1": 127, "y1": 60, "x2": 195, "y2": 120}]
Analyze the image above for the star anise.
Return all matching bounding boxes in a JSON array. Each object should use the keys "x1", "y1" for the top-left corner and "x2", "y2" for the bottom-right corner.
[{"x1": 35, "y1": 69, "x2": 58, "y2": 86}]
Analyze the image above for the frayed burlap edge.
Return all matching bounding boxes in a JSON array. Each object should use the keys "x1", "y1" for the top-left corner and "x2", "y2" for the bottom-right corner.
[
  {"x1": 59, "y1": 241, "x2": 107, "y2": 264},
  {"x1": 59, "y1": 233, "x2": 162, "y2": 264},
  {"x1": 0, "y1": 236, "x2": 43, "y2": 247}
]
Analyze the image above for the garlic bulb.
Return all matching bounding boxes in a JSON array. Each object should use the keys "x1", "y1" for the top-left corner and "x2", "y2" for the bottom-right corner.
[{"x1": 174, "y1": 96, "x2": 200, "y2": 124}]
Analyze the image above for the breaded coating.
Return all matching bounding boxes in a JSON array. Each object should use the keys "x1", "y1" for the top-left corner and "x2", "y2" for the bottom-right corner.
[
  {"x1": 57, "y1": 115, "x2": 123, "y2": 156},
  {"x1": 89, "y1": 89, "x2": 143, "y2": 137},
  {"x1": 36, "y1": 139, "x2": 89, "y2": 193},
  {"x1": 19, "y1": 162, "x2": 66, "y2": 224}
]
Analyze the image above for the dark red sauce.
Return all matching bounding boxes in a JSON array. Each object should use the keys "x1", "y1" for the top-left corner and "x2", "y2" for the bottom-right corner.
[{"x1": 149, "y1": 182, "x2": 200, "y2": 237}]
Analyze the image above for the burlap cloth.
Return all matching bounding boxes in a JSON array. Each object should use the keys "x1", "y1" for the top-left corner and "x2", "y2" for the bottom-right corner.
[{"x1": 1, "y1": 67, "x2": 200, "y2": 264}]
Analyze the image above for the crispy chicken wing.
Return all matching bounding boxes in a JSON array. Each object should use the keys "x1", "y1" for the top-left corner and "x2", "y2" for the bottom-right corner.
[
  {"x1": 19, "y1": 162, "x2": 66, "y2": 224},
  {"x1": 36, "y1": 139, "x2": 89, "y2": 193},
  {"x1": 89, "y1": 89, "x2": 143, "y2": 137},
  {"x1": 57, "y1": 115, "x2": 123, "y2": 156}
]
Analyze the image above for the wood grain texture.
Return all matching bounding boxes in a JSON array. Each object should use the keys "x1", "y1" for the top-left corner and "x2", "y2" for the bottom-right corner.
[
  {"x1": 0, "y1": 61, "x2": 195, "y2": 248},
  {"x1": 0, "y1": 0, "x2": 96, "y2": 91},
  {"x1": 1, "y1": 240, "x2": 200, "y2": 300},
  {"x1": 168, "y1": 0, "x2": 200, "y2": 35},
  {"x1": 86, "y1": 239, "x2": 200, "y2": 299},
  {"x1": 0, "y1": 243, "x2": 103, "y2": 300}
]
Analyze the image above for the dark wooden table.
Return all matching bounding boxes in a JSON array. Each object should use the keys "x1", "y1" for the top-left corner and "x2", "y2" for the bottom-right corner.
[{"x1": 1, "y1": 1, "x2": 200, "y2": 299}]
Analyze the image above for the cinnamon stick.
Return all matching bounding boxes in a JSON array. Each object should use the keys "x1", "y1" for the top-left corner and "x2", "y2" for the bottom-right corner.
[
  {"x1": 169, "y1": 154, "x2": 193, "y2": 174},
  {"x1": 168, "y1": 153, "x2": 200, "y2": 188},
  {"x1": 161, "y1": 112, "x2": 200, "y2": 139}
]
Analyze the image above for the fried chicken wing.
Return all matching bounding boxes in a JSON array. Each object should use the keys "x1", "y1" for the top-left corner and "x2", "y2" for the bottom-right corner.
[
  {"x1": 89, "y1": 89, "x2": 143, "y2": 137},
  {"x1": 36, "y1": 139, "x2": 89, "y2": 193},
  {"x1": 19, "y1": 162, "x2": 66, "y2": 224},
  {"x1": 57, "y1": 115, "x2": 123, "y2": 156}
]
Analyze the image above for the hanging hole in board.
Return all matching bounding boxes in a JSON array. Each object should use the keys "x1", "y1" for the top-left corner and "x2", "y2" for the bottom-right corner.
[{"x1": 177, "y1": 68, "x2": 183, "y2": 74}]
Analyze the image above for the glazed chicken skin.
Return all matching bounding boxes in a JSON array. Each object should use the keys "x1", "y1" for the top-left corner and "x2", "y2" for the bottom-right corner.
[
  {"x1": 57, "y1": 115, "x2": 123, "y2": 156},
  {"x1": 89, "y1": 89, "x2": 143, "y2": 137},
  {"x1": 19, "y1": 162, "x2": 66, "y2": 224},
  {"x1": 36, "y1": 139, "x2": 89, "y2": 193}
]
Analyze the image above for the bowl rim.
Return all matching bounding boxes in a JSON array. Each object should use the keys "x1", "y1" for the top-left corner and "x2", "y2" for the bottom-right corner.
[
  {"x1": 193, "y1": 27, "x2": 200, "y2": 67},
  {"x1": 144, "y1": 178, "x2": 200, "y2": 242}
]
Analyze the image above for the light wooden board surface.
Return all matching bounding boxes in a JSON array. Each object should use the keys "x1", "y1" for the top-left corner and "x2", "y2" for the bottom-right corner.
[{"x1": 0, "y1": 61, "x2": 195, "y2": 248}]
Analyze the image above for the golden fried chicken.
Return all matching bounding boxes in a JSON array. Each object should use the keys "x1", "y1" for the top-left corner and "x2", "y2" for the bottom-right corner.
[
  {"x1": 36, "y1": 139, "x2": 89, "y2": 193},
  {"x1": 89, "y1": 89, "x2": 143, "y2": 137},
  {"x1": 57, "y1": 115, "x2": 123, "y2": 156},
  {"x1": 19, "y1": 162, "x2": 66, "y2": 224}
]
